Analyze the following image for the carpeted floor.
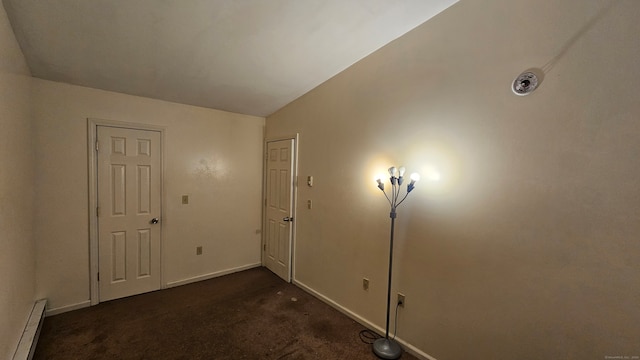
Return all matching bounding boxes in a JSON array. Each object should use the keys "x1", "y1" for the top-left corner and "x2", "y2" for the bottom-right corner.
[{"x1": 34, "y1": 267, "x2": 418, "y2": 359}]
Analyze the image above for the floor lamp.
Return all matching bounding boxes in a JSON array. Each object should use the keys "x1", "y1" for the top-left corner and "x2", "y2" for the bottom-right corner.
[{"x1": 373, "y1": 166, "x2": 419, "y2": 360}]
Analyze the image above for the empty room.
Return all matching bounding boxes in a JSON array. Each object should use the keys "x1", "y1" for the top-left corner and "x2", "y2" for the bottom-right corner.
[{"x1": 2, "y1": 0, "x2": 639, "y2": 359}]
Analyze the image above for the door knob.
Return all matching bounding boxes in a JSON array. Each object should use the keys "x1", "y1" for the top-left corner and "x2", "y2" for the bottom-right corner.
[
  {"x1": 150, "y1": 218, "x2": 159, "y2": 224},
  {"x1": 283, "y1": 217, "x2": 293, "y2": 222}
]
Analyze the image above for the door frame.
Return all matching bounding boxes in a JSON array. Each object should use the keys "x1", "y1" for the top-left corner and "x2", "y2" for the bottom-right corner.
[
  {"x1": 262, "y1": 134, "x2": 299, "y2": 282},
  {"x1": 87, "y1": 118, "x2": 166, "y2": 305}
]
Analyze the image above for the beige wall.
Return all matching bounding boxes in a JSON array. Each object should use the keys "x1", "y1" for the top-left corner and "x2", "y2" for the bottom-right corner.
[
  {"x1": 0, "y1": 2, "x2": 35, "y2": 359},
  {"x1": 32, "y1": 79, "x2": 265, "y2": 311},
  {"x1": 267, "y1": 0, "x2": 640, "y2": 359}
]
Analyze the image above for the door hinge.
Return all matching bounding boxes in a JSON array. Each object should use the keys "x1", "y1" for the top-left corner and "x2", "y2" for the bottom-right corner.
[
  {"x1": 264, "y1": 198, "x2": 267, "y2": 207},
  {"x1": 96, "y1": 206, "x2": 100, "y2": 217},
  {"x1": 95, "y1": 140, "x2": 99, "y2": 151},
  {"x1": 263, "y1": 244, "x2": 266, "y2": 251},
  {"x1": 97, "y1": 272, "x2": 100, "y2": 281}
]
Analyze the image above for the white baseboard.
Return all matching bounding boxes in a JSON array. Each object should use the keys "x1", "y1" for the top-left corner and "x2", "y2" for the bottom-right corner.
[
  {"x1": 165, "y1": 263, "x2": 262, "y2": 288},
  {"x1": 293, "y1": 279, "x2": 438, "y2": 360},
  {"x1": 13, "y1": 299, "x2": 47, "y2": 360},
  {"x1": 45, "y1": 300, "x2": 91, "y2": 316},
  {"x1": 45, "y1": 264, "x2": 261, "y2": 315}
]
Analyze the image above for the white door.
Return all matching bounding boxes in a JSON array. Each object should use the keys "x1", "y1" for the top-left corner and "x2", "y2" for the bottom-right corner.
[
  {"x1": 97, "y1": 126, "x2": 162, "y2": 301},
  {"x1": 264, "y1": 139, "x2": 295, "y2": 282}
]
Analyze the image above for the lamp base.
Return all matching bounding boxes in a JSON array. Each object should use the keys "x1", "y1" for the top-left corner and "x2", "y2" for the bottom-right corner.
[{"x1": 373, "y1": 338, "x2": 402, "y2": 359}]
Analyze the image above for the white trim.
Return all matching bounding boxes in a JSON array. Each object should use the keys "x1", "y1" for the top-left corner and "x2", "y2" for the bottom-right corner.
[
  {"x1": 165, "y1": 263, "x2": 262, "y2": 288},
  {"x1": 45, "y1": 300, "x2": 91, "y2": 316},
  {"x1": 262, "y1": 134, "x2": 299, "y2": 283},
  {"x1": 291, "y1": 134, "x2": 299, "y2": 282},
  {"x1": 87, "y1": 118, "x2": 166, "y2": 305},
  {"x1": 293, "y1": 280, "x2": 438, "y2": 360},
  {"x1": 13, "y1": 299, "x2": 46, "y2": 360},
  {"x1": 44, "y1": 264, "x2": 259, "y2": 314},
  {"x1": 87, "y1": 120, "x2": 98, "y2": 305}
]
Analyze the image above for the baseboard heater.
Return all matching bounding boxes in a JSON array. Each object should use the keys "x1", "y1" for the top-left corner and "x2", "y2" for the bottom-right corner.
[{"x1": 13, "y1": 299, "x2": 47, "y2": 360}]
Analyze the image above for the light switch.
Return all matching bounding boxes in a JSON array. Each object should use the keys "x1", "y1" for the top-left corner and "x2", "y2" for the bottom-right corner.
[
  {"x1": 182, "y1": 195, "x2": 189, "y2": 204},
  {"x1": 307, "y1": 200, "x2": 312, "y2": 209},
  {"x1": 307, "y1": 176, "x2": 313, "y2": 187}
]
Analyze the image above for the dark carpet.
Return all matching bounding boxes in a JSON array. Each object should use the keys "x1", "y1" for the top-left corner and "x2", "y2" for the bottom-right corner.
[{"x1": 34, "y1": 267, "x2": 418, "y2": 360}]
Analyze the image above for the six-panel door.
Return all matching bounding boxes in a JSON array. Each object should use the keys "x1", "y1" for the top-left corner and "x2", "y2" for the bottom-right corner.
[
  {"x1": 97, "y1": 126, "x2": 162, "y2": 301},
  {"x1": 264, "y1": 139, "x2": 294, "y2": 282}
]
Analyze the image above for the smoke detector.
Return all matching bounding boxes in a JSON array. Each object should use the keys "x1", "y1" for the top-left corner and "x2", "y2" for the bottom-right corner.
[{"x1": 512, "y1": 71, "x2": 539, "y2": 96}]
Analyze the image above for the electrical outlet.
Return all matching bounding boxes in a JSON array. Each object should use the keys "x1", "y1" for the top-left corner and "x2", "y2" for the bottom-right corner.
[
  {"x1": 397, "y1": 293, "x2": 405, "y2": 307},
  {"x1": 196, "y1": 246, "x2": 202, "y2": 255},
  {"x1": 362, "y1": 278, "x2": 370, "y2": 290}
]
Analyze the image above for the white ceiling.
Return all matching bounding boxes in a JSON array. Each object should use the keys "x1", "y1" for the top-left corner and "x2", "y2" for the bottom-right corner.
[{"x1": 3, "y1": 0, "x2": 457, "y2": 116}]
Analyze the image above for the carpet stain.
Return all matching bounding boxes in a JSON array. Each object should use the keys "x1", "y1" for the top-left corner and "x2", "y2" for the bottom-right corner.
[{"x1": 91, "y1": 333, "x2": 107, "y2": 344}]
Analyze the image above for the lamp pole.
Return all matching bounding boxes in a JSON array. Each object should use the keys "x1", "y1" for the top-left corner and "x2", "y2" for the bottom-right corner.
[
  {"x1": 385, "y1": 207, "x2": 397, "y2": 337},
  {"x1": 373, "y1": 167, "x2": 419, "y2": 360}
]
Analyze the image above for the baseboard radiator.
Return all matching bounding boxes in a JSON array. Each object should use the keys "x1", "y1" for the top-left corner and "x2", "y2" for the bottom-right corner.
[{"x1": 13, "y1": 299, "x2": 47, "y2": 360}]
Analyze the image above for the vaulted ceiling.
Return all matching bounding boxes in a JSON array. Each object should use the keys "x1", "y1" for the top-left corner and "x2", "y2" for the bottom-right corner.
[{"x1": 3, "y1": 0, "x2": 457, "y2": 116}]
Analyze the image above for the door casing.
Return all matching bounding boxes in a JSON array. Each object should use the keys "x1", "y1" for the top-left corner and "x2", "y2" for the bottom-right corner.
[
  {"x1": 262, "y1": 134, "x2": 299, "y2": 282},
  {"x1": 88, "y1": 118, "x2": 166, "y2": 305}
]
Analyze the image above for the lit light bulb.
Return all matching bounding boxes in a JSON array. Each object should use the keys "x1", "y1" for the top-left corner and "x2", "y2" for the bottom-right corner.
[
  {"x1": 388, "y1": 166, "x2": 397, "y2": 177},
  {"x1": 397, "y1": 166, "x2": 406, "y2": 185},
  {"x1": 407, "y1": 173, "x2": 420, "y2": 192},
  {"x1": 374, "y1": 174, "x2": 385, "y2": 191}
]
